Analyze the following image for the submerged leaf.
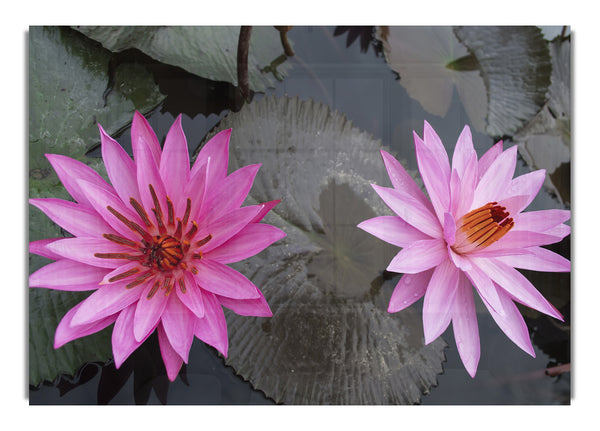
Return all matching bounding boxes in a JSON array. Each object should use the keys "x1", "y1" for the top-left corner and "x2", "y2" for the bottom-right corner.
[
  {"x1": 29, "y1": 26, "x2": 165, "y2": 386},
  {"x1": 201, "y1": 96, "x2": 447, "y2": 404},
  {"x1": 73, "y1": 26, "x2": 293, "y2": 93}
]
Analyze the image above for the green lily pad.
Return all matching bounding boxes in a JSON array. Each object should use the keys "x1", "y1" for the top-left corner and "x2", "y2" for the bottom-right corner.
[
  {"x1": 72, "y1": 26, "x2": 292, "y2": 93},
  {"x1": 29, "y1": 26, "x2": 165, "y2": 386},
  {"x1": 201, "y1": 96, "x2": 447, "y2": 404}
]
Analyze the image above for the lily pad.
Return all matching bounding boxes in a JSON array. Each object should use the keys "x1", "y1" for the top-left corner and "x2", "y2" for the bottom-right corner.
[
  {"x1": 72, "y1": 26, "x2": 292, "y2": 93},
  {"x1": 201, "y1": 96, "x2": 447, "y2": 404},
  {"x1": 29, "y1": 26, "x2": 165, "y2": 386},
  {"x1": 512, "y1": 36, "x2": 571, "y2": 205},
  {"x1": 376, "y1": 26, "x2": 552, "y2": 137}
]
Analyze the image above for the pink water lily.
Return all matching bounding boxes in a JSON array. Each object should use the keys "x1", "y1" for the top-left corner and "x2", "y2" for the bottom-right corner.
[
  {"x1": 29, "y1": 112, "x2": 285, "y2": 381},
  {"x1": 358, "y1": 121, "x2": 570, "y2": 377}
]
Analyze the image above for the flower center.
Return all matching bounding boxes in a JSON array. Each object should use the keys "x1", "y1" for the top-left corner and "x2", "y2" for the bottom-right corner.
[
  {"x1": 452, "y1": 202, "x2": 514, "y2": 254},
  {"x1": 94, "y1": 184, "x2": 212, "y2": 298}
]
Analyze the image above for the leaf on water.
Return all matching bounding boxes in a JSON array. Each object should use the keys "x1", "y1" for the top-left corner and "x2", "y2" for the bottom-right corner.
[
  {"x1": 72, "y1": 26, "x2": 293, "y2": 93},
  {"x1": 29, "y1": 26, "x2": 165, "y2": 386},
  {"x1": 512, "y1": 36, "x2": 571, "y2": 205},
  {"x1": 453, "y1": 26, "x2": 552, "y2": 137},
  {"x1": 201, "y1": 96, "x2": 447, "y2": 404}
]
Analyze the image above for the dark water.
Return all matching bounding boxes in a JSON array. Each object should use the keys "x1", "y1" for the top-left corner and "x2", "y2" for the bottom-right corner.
[{"x1": 29, "y1": 26, "x2": 570, "y2": 405}]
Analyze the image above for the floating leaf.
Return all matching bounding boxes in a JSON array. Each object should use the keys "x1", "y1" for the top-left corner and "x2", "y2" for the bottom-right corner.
[
  {"x1": 73, "y1": 26, "x2": 292, "y2": 93},
  {"x1": 29, "y1": 26, "x2": 165, "y2": 386},
  {"x1": 376, "y1": 26, "x2": 552, "y2": 137},
  {"x1": 201, "y1": 96, "x2": 447, "y2": 404},
  {"x1": 512, "y1": 36, "x2": 571, "y2": 204}
]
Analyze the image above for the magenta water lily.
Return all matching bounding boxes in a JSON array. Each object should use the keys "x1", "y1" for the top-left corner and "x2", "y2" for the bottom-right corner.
[
  {"x1": 358, "y1": 121, "x2": 570, "y2": 377},
  {"x1": 29, "y1": 112, "x2": 285, "y2": 381}
]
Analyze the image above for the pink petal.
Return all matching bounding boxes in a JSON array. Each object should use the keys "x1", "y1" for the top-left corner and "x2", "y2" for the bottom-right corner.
[
  {"x1": 54, "y1": 301, "x2": 117, "y2": 349},
  {"x1": 194, "y1": 292, "x2": 228, "y2": 356},
  {"x1": 414, "y1": 131, "x2": 450, "y2": 222},
  {"x1": 29, "y1": 198, "x2": 116, "y2": 238},
  {"x1": 99, "y1": 123, "x2": 141, "y2": 205},
  {"x1": 386, "y1": 238, "x2": 447, "y2": 274},
  {"x1": 543, "y1": 223, "x2": 571, "y2": 240},
  {"x1": 112, "y1": 303, "x2": 149, "y2": 368},
  {"x1": 133, "y1": 281, "x2": 170, "y2": 341},
  {"x1": 179, "y1": 157, "x2": 209, "y2": 224},
  {"x1": 471, "y1": 257, "x2": 563, "y2": 321},
  {"x1": 454, "y1": 155, "x2": 478, "y2": 219},
  {"x1": 131, "y1": 111, "x2": 162, "y2": 168},
  {"x1": 479, "y1": 230, "x2": 564, "y2": 254},
  {"x1": 46, "y1": 154, "x2": 112, "y2": 209},
  {"x1": 206, "y1": 223, "x2": 286, "y2": 264},
  {"x1": 501, "y1": 169, "x2": 546, "y2": 210},
  {"x1": 497, "y1": 246, "x2": 571, "y2": 272},
  {"x1": 157, "y1": 323, "x2": 184, "y2": 381},
  {"x1": 216, "y1": 289, "x2": 272, "y2": 317},
  {"x1": 176, "y1": 272, "x2": 205, "y2": 318},
  {"x1": 190, "y1": 128, "x2": 231, "y2": 191},
  {"x1": 46, "y1": 237, "x2": 131, "y2": 269},
  {"x1": 250, "y1": 199, "x2": 281, "y2": 223},
  {"x1": 161, "y1": 294, "x2": 195, "y2": 362},
  {"x1": 443, "y1": 212, "x2": 456, "y2": 246},
  {"x1": 463, "y1": 261, "x2": 504, "y2": 316},
  {"x1": 387, "y1": 269, "x2": 433, "y2": 312},
  {"x1": 477, "y1": 140, "x2": 503, "y2": 181},
  {"x1": 29, "y1": 259, "x2": 106, "y2": 290},
  {"x1": 371, "y1": 184, "x2": 441, "y2": 238},
  {"x1": 159, "y1": 114, "x2": 190, "y2": 205},
  {"x1": 357, "y1": 216, "x2": 431, "y2": 248},
  {"x1": 481, "y1": 283, "x2": 535, "y2": 357},
  {"x1": 422, "y1": 121, "x2": 451, "y2": 180},
  {"x1": 512, "y1": 209, "x2": 571, "y2": 233},
  {"x1": 99, "y1": 262, "x2": 143, "y2": 285},
  {"x1": 77, "y1": 179, "x2": 144, "y2": 242},
  {"x1": 192, "y1": 259, "x2": 261, "y2": 300},
  {"x1": 135, "y1": 135, "x2": 168, "y2": 228},
  {"x1": 380, "y1": 150, "x2": 433, "y2": 210},
  {"x1": 451, "y1": 125, "x2": 476, "y2": 179},
  {"x1": 200, "y1": 164, "x2": 262, "y2": 224},
  {"x1": 71, "y1": 279, "x2": 145, "y2": 326},
  {"x1": 422, "y1": 259, "x2": 458, "y2": 344},
  {"x1": 197, "y1": 205, "x2": 263, "y2": 254},
  {"x1": 472, "y1": 145, "x2": 518, "y2": 209},
  {"x1": 29, "y1": 238, "x2": 63, "y2": 260},
  {"x1": 452, "y1": 272, "x2": 480, "y2": 377}
]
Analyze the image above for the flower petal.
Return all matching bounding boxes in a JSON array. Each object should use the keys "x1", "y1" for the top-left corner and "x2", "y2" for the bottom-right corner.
[
  {"x1": 135, "y1": 135, "x2": 169, "y2": 228},
  {"x1": 470, "y1": 257, "x2": 563, "y2": 321},
  {"x1": 71, "y1": 279, "x2": 145, "y2": 326},
  {"x1": 422, "y1": 120, "x2": 451, "y2": 180},
  {"x1": 501, "y1": 169, "x2": 546, "y2": 210},
  {"x1": 386, "y1": 238, "x2": 447, "y2": 274},
  {"x1": 29, "y1": 259, "x2": 106, "y2": 290},
  {"x1": 46, "y1": 154, "x2": 112, "y2": 208},
  {"x1": 387, "y1": 269, "x2": 433, "y2": 312},
  {"x1": 479, "y1": 230, "x2": 564, "y2": 254},
  {"x1": 131, "y1": 110, "x2": 162, "y2": 168},
  {"x1": 496, "y1": 246, "x2": 571, "y2": 273},
  {"x1": 463, "y1": 261, "x2": 504, "y2": 316},
  {"x1": 512, "y1": 209, "x2": 571, "y2": 233},
  {"x1": 414, "y1": 130, "x2": 450, "y2": 222},
  {"x1": 157, "y1": 323, "x2": 184, "y2": 382},
  {"x1": 112, "y1": 303, "x2": 149, "y2": 368},
  {"x1": 422, "y1": 259, "x2": 458, "y2": 344},
  {"x1": 176, "y1": 272, "x2": 205, "y2": 318},
  {"x1": 206, "y1": 223, "x2": 286, "y2": 264},
  {"x1": 451, "y1": 125, "x2": 477, "y2": 179},
  {"x1": 472, "y1": 145, "x2": 518, "y2": 209},
  {"x1": 480, "y1": 283, "x2": 535, "y2": 357},
  {"x1": 216, "y1": 289, "x2": 272, "y2": 317},
  {"x1": 452, "y1": 272, "x2": 480, "y2": 377},
  {"x1": 46, "y1": 237, "x2": 132, "y2": 269},
  {"x1": 197, "y1": 205, "x2": 263, "y2": 254},
  {"x1": 159, "y1": 114, "x2": 190, "y2": 204},
  {"x1": 192, "y1": 259, "x2": 261, "y2": 300},
  {"x1": 194, "y1": 292, "x2": 228, "y2": 356},
  {"x1": 380, "y1": 150, "x2": 432, "y2": 210},
  {"x1": 371, "y1": 184, "x2": 441, "y2": 238},
  {"x1": 191, "y1": 128, "x2": 231, "y2": 190},
  {"x1": 29, "y1": 198, "x2": 116, "y2": 238},
  {"x1": 29, "y1": 238, "x2": 63, "y2": 260},
  {"x1": 54, "y1": 301, "x2": 117, "y2": 349},
  {"x1": 477, "y1": 140, "x2": 503, "y2": 181},
  {"x1": 161, "y1": 293, "x2": 195, "y2": 362},
  {"x1": 99, "y1": 123, "x2": 141, "y2": 205},
  {"x1": 133, "y1": 281, "x2": 169, "y2": 341},
  {"x1": 357, "y1": 216, "x2": 431, "y2": 248},
  {"x1": 250, "y1": 199, "x2": 281, "y2": 223}
]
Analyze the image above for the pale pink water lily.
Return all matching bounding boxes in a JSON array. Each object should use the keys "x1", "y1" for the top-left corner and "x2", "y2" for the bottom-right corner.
[
  {"x1": 29, "y1": 112, "x2": 285, "y2": 381},
  {"x1": 358, "y1": 121, "x2": 570, "y2": 377}
]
